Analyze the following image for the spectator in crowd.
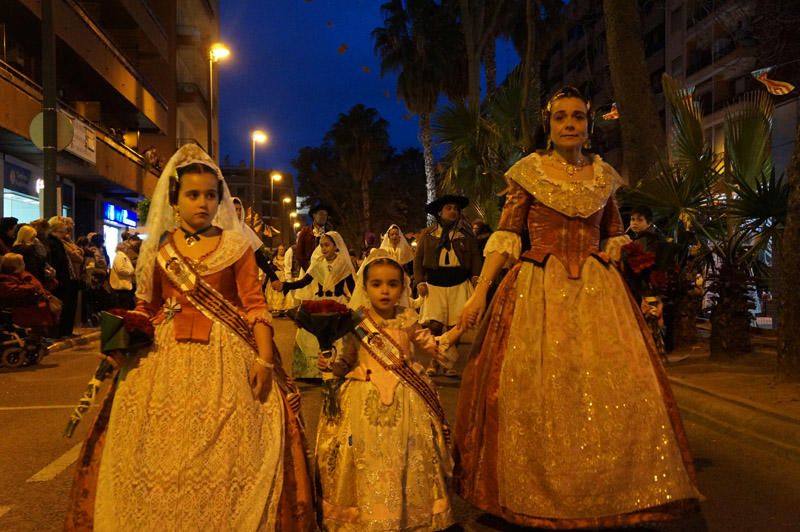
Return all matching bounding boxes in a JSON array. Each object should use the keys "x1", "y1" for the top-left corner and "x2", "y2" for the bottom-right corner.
[
  {"x1": 12, "y1": 225, "x2": 48, "y2": 283},
  {"x1": 0, "y1": 252, "x2": 59, "y2": 331},
  {"x1": 30, "y1": 219, "x2": 51, "y2": 257},
  {"x1": 47, "y1": 218, "x2": 80, "y2": 337},
  {"x1": 1, "y1": 217, "x2": 18, "y2": 254},
  {"x1": 110, "y1": 241, "x2": 135, "y2": 309},
  {"x1": 472, "y1": 220, "x2": 493, "y2": 257}
]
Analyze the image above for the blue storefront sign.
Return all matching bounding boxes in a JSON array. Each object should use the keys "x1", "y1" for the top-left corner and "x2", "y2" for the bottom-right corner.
[{"x1": 103, "y1": 202, "x2": 138, "y2": 227}]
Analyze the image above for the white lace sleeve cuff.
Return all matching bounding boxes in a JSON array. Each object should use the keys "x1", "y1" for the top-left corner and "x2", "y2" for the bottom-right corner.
[
  {"x1": 602, "y1": 234, "x2": 632, "y2": 262},
  {"x1": 246, "y1": 309, "x2": 274, "y2": 330},
  {"x1": 483, "y1": 230, "x2": 521, "y2": 268}
]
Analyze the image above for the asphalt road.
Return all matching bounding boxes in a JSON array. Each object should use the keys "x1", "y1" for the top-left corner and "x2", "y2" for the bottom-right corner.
[{"x1": 1, "y1": 317, "x2": 799, "y2": 531}]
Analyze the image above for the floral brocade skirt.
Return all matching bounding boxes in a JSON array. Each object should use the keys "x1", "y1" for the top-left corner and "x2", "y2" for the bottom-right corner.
[
  {"x1": 316, "y1": 379, "x2": 455, "y2": 531},
  {"x1": 92, "y1": 320, "x2": 285, "y2": 531},
  {"x1": 454, "y1": 257, "x2": 701, "y2": 529}
]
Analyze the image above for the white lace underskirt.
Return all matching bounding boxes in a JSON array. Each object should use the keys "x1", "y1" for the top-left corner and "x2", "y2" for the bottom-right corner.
[{"x1": 94, "y1": 319, "x2": 285, "y2": 531}]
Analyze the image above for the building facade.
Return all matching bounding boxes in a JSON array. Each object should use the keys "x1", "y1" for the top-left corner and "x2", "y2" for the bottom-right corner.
[
  {"x1": 222, "y1": 163, "x2": 297, "y2": 247},
  {"x1": 0, "y1": 0, "x2": 220, "y2": 259},
  {"x1": 539, "y1": 0, "x2": 798, "y2": 181}
]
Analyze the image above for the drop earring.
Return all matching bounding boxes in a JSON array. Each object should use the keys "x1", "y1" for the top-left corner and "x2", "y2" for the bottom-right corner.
[
  {"x1": 174, "y1": 208, "x2": 181, "y2": 226},
  {"x1": 583, "y1": 138, "x2": 592, "y2": 150},
  {"x1": 546, "y1": 138, "x2": 553, "y2": 151}
]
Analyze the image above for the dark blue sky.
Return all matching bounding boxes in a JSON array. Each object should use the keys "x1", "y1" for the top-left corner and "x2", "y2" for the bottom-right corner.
[{"x1": 218, "y1": 1, "x2": 519, "y2": 175}]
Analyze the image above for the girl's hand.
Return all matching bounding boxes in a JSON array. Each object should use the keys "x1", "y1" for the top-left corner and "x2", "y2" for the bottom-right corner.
[
  {"x1": 101, "y1": 350, "x2": 126, "y2": 369},
  {"x1": 248, "y1": 362, "x2": 273, "y2": 403},
  {"x1": 458, "y1": 291, "x2": 487, "y2": 330}
]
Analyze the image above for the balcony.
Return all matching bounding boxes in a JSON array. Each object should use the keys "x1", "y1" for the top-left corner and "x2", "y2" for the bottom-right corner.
[
  {"x1": 0, "y1": 58, "x2": 159, "y2": 197},
  {"x1": 16, "y1": 0, "x2": 170, "y2": 132}
]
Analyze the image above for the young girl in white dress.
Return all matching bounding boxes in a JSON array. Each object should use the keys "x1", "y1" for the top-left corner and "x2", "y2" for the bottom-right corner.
[{"x1": 315, "y1": 248, "x2": 462, "y2": 531}]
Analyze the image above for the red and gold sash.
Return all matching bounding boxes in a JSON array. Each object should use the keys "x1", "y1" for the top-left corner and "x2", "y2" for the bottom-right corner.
[{"x1": 353, "y1": 312, "x2": 451, "y2": 443}]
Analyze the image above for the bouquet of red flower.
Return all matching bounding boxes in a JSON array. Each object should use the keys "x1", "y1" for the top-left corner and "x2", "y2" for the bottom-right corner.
[
  {"x1": 286, "y1": 300, "x2": 360, "y2": 419},
  {"x1": 286, "y1": 300, "x2": 357, "y2": 353},
  {"x1": 622, "y1": 240, "x2": 674, "y2": 294},
  {"x1": 64, "y1": 309, "x2": 154, "y2": 438}
]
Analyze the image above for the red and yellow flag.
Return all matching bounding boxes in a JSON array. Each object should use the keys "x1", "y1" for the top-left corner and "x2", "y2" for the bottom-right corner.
[
  {"x1": 752, "y1": 68, "x2": 795, "y2": 96},
  {"x1": 602, "y1": 103, "x2": 619, "y2": 120}
]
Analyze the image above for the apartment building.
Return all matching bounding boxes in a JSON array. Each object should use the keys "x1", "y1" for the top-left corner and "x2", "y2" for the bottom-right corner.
[
  {"x1": 539, "y1": 0, "x2": 798, "y2": 180},
  {"x1": 0, "y1": 0, "x2": 220, "y2": 256}
]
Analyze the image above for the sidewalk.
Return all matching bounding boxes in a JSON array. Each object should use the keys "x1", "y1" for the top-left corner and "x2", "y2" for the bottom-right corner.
[
  {"x1": 46, "y1": 326, "x2": 101, "y2": 354},
  {"x1": 665, "y1": 330, "x2": 800, "y2": 462}
]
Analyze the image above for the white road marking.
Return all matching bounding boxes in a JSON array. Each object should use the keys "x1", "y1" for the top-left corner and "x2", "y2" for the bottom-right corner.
[
  {"x1": 0, "y1": 506, "x2": 11, "y2": 519},
  {"x1": 0, "y1": 405, "x2": 99, "y2": 411},
  {"x1": 26, "y1": 443, "x2": 82, "y2": 483}
]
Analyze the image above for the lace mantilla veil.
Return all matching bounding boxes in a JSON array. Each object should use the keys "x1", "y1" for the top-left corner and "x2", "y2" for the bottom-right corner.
[
  {"x1": 135, "y1": 144, "x2": 241, "y2": 303},
  {"x1": 348, "y1": 248, "x2": 408, "y2": 311}
]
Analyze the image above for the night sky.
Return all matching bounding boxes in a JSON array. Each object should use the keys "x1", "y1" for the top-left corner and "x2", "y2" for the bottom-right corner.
[{"x1": 218, "y1": 0, "x2": 519, "y2": 178}]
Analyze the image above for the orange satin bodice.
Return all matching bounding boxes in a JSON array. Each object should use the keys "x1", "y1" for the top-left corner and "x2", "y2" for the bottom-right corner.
[{"x1": 496, "y1": 177, "x2": 625, "y2": 279}]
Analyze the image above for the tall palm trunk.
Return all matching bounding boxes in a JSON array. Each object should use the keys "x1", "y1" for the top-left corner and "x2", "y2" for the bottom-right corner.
[
  {"x1": 483, "y1": 37, "x2": 497, "y2": 96},
  {"x1": 520, "y1": 0, "x2": 537, "y2": 153},
  {"x1": 778, "y1": 124, "x2": 800, "y2": 379},
  {"x1": 420, "y1": 111, "x2": 436, "y2": 204},
  {"x1": 604, "y1": 0, "x2": 665, "y2": 184}
]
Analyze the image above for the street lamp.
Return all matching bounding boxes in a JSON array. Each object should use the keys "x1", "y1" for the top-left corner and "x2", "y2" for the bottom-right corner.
[
  {"x1": 281, "y1": 196, "x2": 292, "y2": 237},
  {"x1": 269, "y1": 172, "x2": 282, "y2": 226},
  {"x1": 208, "y1": 42, "x2": 231, "y2": 160},
  {"x1": 250, "y1": 130, "x2": 268, "y2": 216}
]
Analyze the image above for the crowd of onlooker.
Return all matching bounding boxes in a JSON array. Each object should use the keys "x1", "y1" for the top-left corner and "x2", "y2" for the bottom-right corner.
[{"x1": 0, "y1": 216, "x2": 141, "y2": 341}]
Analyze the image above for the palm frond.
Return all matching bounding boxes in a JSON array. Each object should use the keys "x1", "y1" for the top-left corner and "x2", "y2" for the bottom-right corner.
[
  {"x1": 662, "y1": 74, "x2": 712, "y2": 173},
  {"x1": 724, "y1": 91, "x2": 774, "y2": 186}
]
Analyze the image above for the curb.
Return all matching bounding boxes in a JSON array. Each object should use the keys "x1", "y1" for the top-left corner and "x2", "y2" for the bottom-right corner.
[
  {"x1": 47, "y1": 331, "x2": 101, "y2": 354},
  {"x1": 669, "y1": 377, "x2": 800, "y2": 463}
]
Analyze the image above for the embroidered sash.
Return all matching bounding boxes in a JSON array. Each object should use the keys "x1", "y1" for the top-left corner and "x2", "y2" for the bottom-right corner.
[
  {"x1": 353, "y1": 313, "x2": 451, "y2": 443},
  {"x1": 157, "y1": 241, "x2": 302, "y2": 415}
]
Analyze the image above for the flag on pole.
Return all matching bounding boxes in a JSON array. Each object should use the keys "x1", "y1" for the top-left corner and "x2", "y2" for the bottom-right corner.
[
  {"x1": 602, "y1": 103, "x2": 620, "y2": 120},
  {"x1": 752, "y1": 67, "x2": 795, "y2": 95},
  {"x1": 678, "y1": 85, "x2": 696, "y2": 104}
]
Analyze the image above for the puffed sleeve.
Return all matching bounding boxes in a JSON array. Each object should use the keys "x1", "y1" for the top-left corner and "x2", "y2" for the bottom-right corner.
[
  {"x1": 482, "y1": 178, "x2": 531, "y2": 266},
  {"x1": 330, "y1": 333, "x2": 360, "y2": 377},
  {"x1": 234, "y1": 248, "x2": 273, "y2": 329}
]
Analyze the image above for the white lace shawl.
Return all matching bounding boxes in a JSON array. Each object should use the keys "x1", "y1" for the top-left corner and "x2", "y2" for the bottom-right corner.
[
  {"x1": 136, "y1": 144, "x2": 243, "y2": 303},
  {"x1": 379, "y1": 224, "x2": 415, "y2": 265}
]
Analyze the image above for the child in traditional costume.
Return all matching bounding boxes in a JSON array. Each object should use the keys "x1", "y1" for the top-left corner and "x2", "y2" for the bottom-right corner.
[
  {"x1": 315, "y1": 248, "x2": 461, "y2": 531},
  {"x1": 65, "y1": 144, "x2": 315, "y2": 531},
  {"x1": 281, "y1": 231, "x2": 355, "y2": 379}
]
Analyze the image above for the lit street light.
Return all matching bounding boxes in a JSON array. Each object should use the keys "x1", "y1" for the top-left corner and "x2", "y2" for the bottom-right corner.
[
  {"x1": 281, "y1": 197, "x2": 292, "y2": 238},
  {"x1": 250, "y1": 130, "x2": 268, "y2": 215},
  {"x1": 208, "y1": 43, "x2": 231, "y2": 160},
  {"x1": 269, "y1": 172, "x2": 282, "y2": 228}
]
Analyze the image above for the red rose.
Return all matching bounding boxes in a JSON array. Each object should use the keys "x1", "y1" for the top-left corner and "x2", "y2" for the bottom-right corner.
[
  {"x1": 302, "y1": 300, "x2": 349, "y2": 315},
  {"x1": 649, "y1": 270, "x2": 669, "y2": 290}
]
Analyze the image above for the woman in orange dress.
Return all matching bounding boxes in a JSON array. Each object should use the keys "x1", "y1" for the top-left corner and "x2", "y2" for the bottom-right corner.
[{"x1": 454, "y1": 87, "x2": 702, "y2": 529}]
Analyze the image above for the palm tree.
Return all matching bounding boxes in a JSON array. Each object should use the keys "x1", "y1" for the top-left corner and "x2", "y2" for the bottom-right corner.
[
  {"x1": 778, "y1": 125, "x2": 800, "y2": 379},
  {"x1": 373, "y1": 0, "x2": 464, "y2": 204},
  {"x1": 325, "y1": 105, "x2": 390, "y2": 236},
  {"x1": 603, "y1": 0, "x2": 666, "y2": 184},
  {"x1": 624, "y1": 75, "x2": 788, "y2": 357},
  {"x1": 435, "y1": 67, "x2": 530, "y2": 225}
]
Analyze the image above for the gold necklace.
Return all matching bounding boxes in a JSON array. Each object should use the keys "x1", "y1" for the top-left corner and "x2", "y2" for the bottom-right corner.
[{"x1": 552, "y1": 153, "x2": 588, "y2": 178}]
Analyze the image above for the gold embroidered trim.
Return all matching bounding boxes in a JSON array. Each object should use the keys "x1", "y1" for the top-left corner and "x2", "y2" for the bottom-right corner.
[{"x1": 505, "y1": 153, "x2": 620, "y2": 218}]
